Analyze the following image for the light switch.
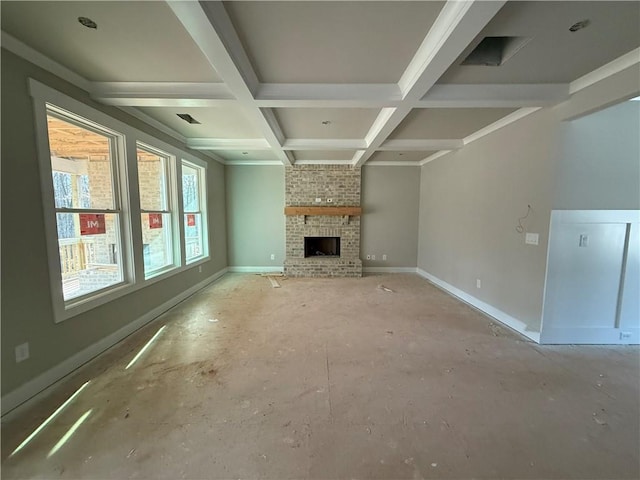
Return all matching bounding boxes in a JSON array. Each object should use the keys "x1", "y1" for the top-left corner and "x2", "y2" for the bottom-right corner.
[{"x1": 525, "y1": 233, "x2": 539, "y2": 245}]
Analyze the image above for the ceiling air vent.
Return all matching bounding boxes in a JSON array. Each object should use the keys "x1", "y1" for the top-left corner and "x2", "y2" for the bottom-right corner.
[
  {"x1": 176, "y1": 113, "x2": 201, "y2": 125},
  {"x1": 461, "y1": 36, "x2": 531, "y2": 66}
]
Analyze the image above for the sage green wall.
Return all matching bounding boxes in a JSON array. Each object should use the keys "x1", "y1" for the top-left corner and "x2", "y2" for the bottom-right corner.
[
  {"x1": 1, "y1": 49, "x2": 228, "y2": 398},
  {"x1": 555, "y1": 100, "x2": 640, "y2": 210},
  {"x1": 225, "y1": 165, "x2": 421, "y2": 269},
  {"x1": 361, "y1": 166, "x2": 420, "y2": 268},
  {"x1": 225, "y1": 165, "x2": 285, "y2": 267}
]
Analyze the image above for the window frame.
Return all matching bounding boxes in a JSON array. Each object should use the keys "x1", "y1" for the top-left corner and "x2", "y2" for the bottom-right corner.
[
  {"x1": 30, "y1": 80, "x2": 211, "y2": 323},
  {"x1": 181, "y1": 158, "x2": 209, "y2": 264},
  {"x1": 136, "y1": 142, "x2": 181, "y2": 279},
  {"x1": 47, "y1": 107, "x2": 129, "y2": 303}
]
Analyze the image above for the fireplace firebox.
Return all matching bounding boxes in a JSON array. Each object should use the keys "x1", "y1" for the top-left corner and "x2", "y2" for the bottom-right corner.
[{"x1": 304, "y1": 237, "x2": 340, "y2": 258}]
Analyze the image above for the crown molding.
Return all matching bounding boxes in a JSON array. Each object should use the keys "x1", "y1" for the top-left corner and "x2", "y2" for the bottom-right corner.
[{"x1": 570, "y1": 47, "x2": 640, "y2": 95}]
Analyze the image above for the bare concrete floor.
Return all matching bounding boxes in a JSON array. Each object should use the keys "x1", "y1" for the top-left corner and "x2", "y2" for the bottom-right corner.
[{"x1": 2, "y1": 273, "x2": 639, "y2": 479}]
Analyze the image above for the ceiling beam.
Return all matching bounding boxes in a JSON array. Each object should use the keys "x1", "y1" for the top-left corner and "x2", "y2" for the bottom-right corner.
[
  {"x1": 254, "y1": 83, "x2": 402, "y2": 108},
  {"x1": 378, "y1": 139, "x2": 463, "y2": 151},
  {"x1": 355, "y1": 0, "x2": 506, "y2": 167},
  {"x1": 91, "y1": 82, "x2": 235, "y2": 107},
  {"x1": 418, "y1": 84, "x2": 569, "y2": 108},
  {"x1": 186, "y1": 138, "x2": 271, "y2": 150},
  {"x1": 167, "y1": 0, "x2": 292, "y2": 165},
  {"x1": 282, "y1": 139, "x2": 367, "y2": 151},
  {"x1": 91, "y1": 80, "x2": 567, "y2": 109}
]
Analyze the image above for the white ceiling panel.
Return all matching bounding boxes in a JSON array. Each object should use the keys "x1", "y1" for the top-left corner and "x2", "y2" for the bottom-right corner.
[
  {"x1": 293, "y1": 151, "x2": 356, "y2": 162},
  {"x1": 224, "y1": 1, "x2": 445, "y2": 83},
  {"x1": 276, "y1": 108, "x2": 380, "y2": 139},
  {"x1": 369, "y1": 151, "x2": 437, "y2": 163},
  {"x1": 1, "y1": 1, "x2": 221, "y2": 82},
  {"x1": 438, "y1": 1, "x2": 640, "y2": 84},
  {"x1": 390, "y1": 108, "x2": 517, "y2": 140},
  {"x1": 138, "y1": 107, "x2": 262, "y2": 139}
]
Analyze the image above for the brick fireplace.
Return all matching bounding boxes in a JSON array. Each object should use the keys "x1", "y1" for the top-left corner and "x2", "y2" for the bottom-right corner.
[{"x1": 284, "y1": 165, "x2": 362, "y2": 277}]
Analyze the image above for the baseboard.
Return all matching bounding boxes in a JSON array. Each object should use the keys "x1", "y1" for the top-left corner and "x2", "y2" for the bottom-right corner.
[
  {"x1": 227, "y1": 266, "x2": 284, "y2": 273},
  {"x1": 1, "y1": 267, "x2": 229, "y2": 418},
  {"x1": 416, "y1": 268, "x2": 540, "y2": 343},
  {"x1": 540, "y1": 327, "x2": 639, "y2": 345},
  {"x1": 363, "y1": 267, "x2": 418, "y2": 274}
]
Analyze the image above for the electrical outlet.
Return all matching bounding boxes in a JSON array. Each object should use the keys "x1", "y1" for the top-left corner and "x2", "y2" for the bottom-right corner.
[
  {"x1": 382, "y1": 254, "x2": 387, "y2": 261},
  {"x1": 15, "y1": 342, "x2": 29, "y2": 363},
  {"x1": 579, "y1": 234, "x2": 589, "y2": 247},
  {"x1": 326, "y1": 198, "x2": 333, "y2": 203},
  {"x1": 366, "y1": 254, "x2": 371, "y2": 260},
  {"x1": 476, "y1": 279, "x2": 482, "y2": 289},
  {"x1": 270, "y1": 254, "x2": 275, "y2": 260},
  {"x1": 315, "y1": 197, "x2": 322, "y2": 203},
  {"x1": 371, "y1": 255, "x2": 376, "y2": 260}
]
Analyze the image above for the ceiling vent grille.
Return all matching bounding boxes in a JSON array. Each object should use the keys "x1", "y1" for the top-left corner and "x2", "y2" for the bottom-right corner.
[
  {"x1": 176, "y1": 113, "x2": 201, "y2": 124},
  {"x1": 461, "y1": 36, "x2": 531, "y2": 66}
]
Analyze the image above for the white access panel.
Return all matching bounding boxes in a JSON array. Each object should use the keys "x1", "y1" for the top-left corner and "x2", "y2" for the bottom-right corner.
[{"x1": 540, "y1": 210, "x2": 640, "y2": 344}]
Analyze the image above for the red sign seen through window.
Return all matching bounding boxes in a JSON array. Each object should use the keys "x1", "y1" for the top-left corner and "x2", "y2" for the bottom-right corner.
[{"x1": 79, "y1": 214, "x2": 106, "y2": 235}]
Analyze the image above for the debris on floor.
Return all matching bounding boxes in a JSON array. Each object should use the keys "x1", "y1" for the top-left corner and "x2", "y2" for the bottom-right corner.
[
  {"x1": 488, "y1": 322, "x2": 503, "y2": 337},
  {"x1": 127, "y1": 448, "x2": 135, "y2": 458},
  {"x1": 267, "y1": 276, "x2": 281, "y2": 288},
  {"x1": 386, "y1": 330, "x2": 394, "y2": 335},
  {"x1": 378, "y1": 284, "x2": 394, "y2": 293},
  {"x1": 208, "y1": 318, "x2": 219, "y2": 323}
]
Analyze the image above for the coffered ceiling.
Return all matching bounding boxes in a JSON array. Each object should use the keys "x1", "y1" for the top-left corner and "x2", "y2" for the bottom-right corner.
[{"x1": 2, "y1": 1, "x2": 639, "y2": 166}]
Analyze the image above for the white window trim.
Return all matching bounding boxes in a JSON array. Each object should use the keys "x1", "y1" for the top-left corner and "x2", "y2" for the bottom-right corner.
[
  {"x1": 30, "y1": 79, "x2": 211, "y2": 323},
  {"x1": 136, "y1": 142, "x2": 181, "y2": 280},
  {"x1": 181, "y1": 158, "x2": 210, "y2": 265}
]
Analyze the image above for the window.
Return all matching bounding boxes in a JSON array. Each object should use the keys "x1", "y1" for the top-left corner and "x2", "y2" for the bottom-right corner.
[
  {"x1": 31, "y1": 79, "x2": 211, "y2": 322},
  {"x1": 182, "y1": 160, "x2": 208, "y2": 263},
  {"x1": 137, "y1": 145, "x2": 177, "y2": 278},
  {"x1": 46, "y1": 108, "x2": 126, "y2": 302}
]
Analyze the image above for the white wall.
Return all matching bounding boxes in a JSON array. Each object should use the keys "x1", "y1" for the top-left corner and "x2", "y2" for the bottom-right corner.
[
  {"x1": 554, "y1": 100, "x2": 640, "y2": 210},
  {"x1": 540, "y1": 100, "x2": 640, "y2": 344}
]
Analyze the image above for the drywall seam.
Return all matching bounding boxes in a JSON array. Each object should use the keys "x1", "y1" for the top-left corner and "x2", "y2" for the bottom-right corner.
[
  {"x1": 416, "y1": 268, "x2": 541, "y2": 343},
  {"x1": 1, "y1": 268, "x2": 229, "y2": 418},
  {"x1": 227, "y1": 266, "x2": 284, "y2": 273}
]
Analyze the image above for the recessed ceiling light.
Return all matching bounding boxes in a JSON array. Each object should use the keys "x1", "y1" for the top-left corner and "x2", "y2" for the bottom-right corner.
[
  {"x1": 321, "y1": 120, "x2": 331, "y2": 125},
  {"x1": 78, "y1": 17, "x2": 97, "y2": 29},
  {"x1": 176, "y1": 113, "x2": 201, "y2": 124},
  {"x1": 569, "y1": 19, "x2": 590, "y2": 32}
]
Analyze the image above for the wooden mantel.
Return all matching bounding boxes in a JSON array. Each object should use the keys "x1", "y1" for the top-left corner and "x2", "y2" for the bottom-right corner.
[{"x1": 284, "y1": 206, "x2": 362, "y2": 216}]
